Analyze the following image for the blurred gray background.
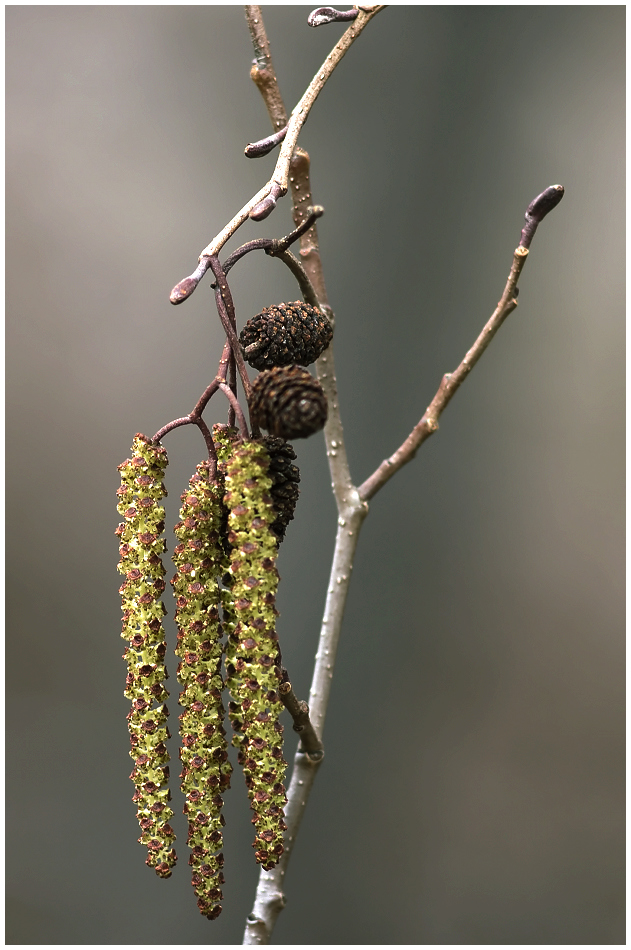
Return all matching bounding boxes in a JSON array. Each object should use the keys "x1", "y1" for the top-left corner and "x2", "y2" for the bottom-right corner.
[{"x1": 6, "y1": 5, "x2": 624, "y2": 945}]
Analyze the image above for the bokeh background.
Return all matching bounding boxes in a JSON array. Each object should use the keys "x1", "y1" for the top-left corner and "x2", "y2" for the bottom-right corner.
[{"x1": 6, "y1": 6, "x2": 624, "y2": 945}]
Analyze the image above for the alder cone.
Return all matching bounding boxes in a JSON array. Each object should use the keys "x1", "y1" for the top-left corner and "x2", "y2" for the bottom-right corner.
[
  {"x1": 262, "y1": 437, "x2": 300, "y2": 542},
  {"x1": 240, "y1": 301, "x2": 333, "y2": 371},
  {"x1": 249, "y1": 365, "x2": 327, "y2": 440}
]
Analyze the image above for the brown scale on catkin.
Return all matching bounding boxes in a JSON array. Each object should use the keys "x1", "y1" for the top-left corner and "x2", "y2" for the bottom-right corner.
[
  {"x1": 116, "y1": 434, "x2": 176, "y2": 878},
  {"x1": 172, "y1": 461, "x2": 233, "y2": 920},
  {"x1": 222, "y1": 440, "x2": 288, "y2": 871}
]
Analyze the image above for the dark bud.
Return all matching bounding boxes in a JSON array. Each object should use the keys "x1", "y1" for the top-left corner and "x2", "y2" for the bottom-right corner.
[
  {"x1": 250, "y1": 182, "x2": 284, "y2": 222},
  {"x1": 308, "y1": 6, "x2": 359, "y2": 27},
  {"x1": 519, "y1": 184, "x2": 564, "y2": 249}
]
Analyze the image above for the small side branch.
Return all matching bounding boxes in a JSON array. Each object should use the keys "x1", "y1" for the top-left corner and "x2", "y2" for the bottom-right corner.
[
  {"x1": 279, "y1": 677, "x2": 324, "y2": 759},
  {"x1": 358, "y1": 186, "x2": 564, "y2": 502}
]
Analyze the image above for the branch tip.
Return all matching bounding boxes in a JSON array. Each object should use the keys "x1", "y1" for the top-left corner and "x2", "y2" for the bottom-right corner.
[{"x1": 520, "y1": 183, "x2": 564, "y2": 249}]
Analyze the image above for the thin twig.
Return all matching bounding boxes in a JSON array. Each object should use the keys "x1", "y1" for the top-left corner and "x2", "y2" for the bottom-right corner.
[
  {"x1": 195, "y1": 417, "x2": 219, "y2": 473},
  {"x1": 219, "y1": 382, "x2": 249, "y2": 439},
  {"x1": 207, "y1": 256, "x2": 252, "y2": 400},
  {"x1": 245, "y1": 6, "x2": 288, "y2": 130},
  {"x1": 357, "y1": 186, "x2": 564, "y2": 501},
  {"x1": 169, "y1": 6, "x2": 385, "y2": 306},
  {"x1": 221, "y1": 206, "x2": 324, "y2": 277}
]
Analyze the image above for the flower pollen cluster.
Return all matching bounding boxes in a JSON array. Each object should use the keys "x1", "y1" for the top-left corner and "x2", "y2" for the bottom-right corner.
[
  {"x1": 223, "y1": 441, "x2": 288, "y2": 870},
  {"x1": 116, "y1": 434, "x2": 176, "y2": 878},
  {"x1": 172, "y1": 461, "x2": 233, "y2": 920}
]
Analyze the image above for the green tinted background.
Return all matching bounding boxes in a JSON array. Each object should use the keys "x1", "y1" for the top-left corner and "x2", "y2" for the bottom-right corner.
[{"x1": 6, "y1": 5, "x2": 624, "y2": 945}]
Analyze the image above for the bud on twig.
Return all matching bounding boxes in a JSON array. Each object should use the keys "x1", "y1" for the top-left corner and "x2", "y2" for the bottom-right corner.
[
  {"x1": 250, "y1": 182, "x2": 284, "y2": 222},
  {"x1": 245, "y1": 124, "x2": 289, "y2": 158},
  {"x1": 307, "y1": 7, "x2": 359, "y2": 27}
]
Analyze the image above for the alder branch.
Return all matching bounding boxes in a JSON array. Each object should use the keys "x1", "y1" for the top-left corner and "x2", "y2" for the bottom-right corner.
[
  {"x1": 169, "y1": 5, "x2": 385, "y2": 306},
  {"x1": 211, "y1": 10, "x2": 564, "y2": 947}
]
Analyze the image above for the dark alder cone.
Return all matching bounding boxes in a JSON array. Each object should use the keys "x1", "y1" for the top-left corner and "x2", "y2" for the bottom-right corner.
[
  {"x1": 249, "y1": 365, "x2": 327, "y2": 440},
  {"x1": 240, "y1": 301, "x2": 333, "y2": 371},
  {"x1": 262, "y1": 437, "x2": 300, "y2": 542}
]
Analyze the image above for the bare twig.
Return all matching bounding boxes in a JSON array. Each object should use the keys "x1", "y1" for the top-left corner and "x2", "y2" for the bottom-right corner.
[
  {"x1": 219, "y1": 382, "x2": 249, "y2": 438},
  {"x1": 358, "y1": 185, "x2": 564, "y2": 501},
  {"x1": 170, "y1": 5, "x2": 385, "y2": 306},
  {"x1": 221, "y1": 206, "x2": 324, "y2": 278},
  {"x1": 245, "y1": 6, "x2": 288, "y2": 130},
  {"x1": 207, "y1": 256, "x2": 252, "y2": 400}
]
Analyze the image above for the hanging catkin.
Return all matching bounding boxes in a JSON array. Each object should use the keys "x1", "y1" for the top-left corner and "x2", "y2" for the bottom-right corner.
[
  {"x1": 172, "y1": 461, "x2": 232, "y2": 919},
  {"x1": 116, "y1": 434, "x2": 176, "y2": 878},
  {"x1": 223, "y1": 440, "x2": 288, "y2": 870}
]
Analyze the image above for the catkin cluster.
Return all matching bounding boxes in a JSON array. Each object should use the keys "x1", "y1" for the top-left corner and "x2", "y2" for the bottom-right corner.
[
  {"x1": 172, "y1": 461, "x2": 232, "y2": 920},
  {"x1": 116, "y1": 434, "x2": 176, "y2": 878},
  {"x1": 223, "y1": 441, "x2": 288, "y2": 870}
]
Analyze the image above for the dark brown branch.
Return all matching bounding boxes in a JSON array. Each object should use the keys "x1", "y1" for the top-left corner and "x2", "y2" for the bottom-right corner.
[
  {"x1": 207, "y1": 256, "x2": 252, "y2": 400},
  {"x1": 219, "y1": 382, "x2": 249, "y2": 439},
  {"x1": 152, "y1": 415, "x2": 192, "y2": 444},
  {"x1": 195, "y1": 417, "x2": 219, "y2": 472},
  {"x1": 151, "y1": 339, "x2": 233, "y2": 455},
  {"x1": 221, "y1": 206, "x2": 324, "y2": 277},
  {"x1": 245, "y1": 124, "x2": 288, "y2": 158},
  {"x1": 308, "y1": 6, "x2": 359, "y2": 27},
  {"x1": 358, "y1": 185, "x2": 565, "y2": 502}
]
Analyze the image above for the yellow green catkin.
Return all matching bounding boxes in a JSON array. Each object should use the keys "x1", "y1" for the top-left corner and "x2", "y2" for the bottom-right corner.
[
  {"x1": 223, "y1": 440, "x2": 288, "y2": 870},
  {"x1": 116, "y1": 434, "x2": 176, "y2": 878},
  {"x1": 171, "y1": 461, "x2": 233, "y2": 920}
]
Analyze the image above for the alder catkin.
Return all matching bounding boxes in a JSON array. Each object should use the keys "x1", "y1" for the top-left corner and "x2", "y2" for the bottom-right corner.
[
  {"x1": 223, "y1": 440, "x2": 288, "y2": 870},
  {"x1": 172, "y1": 461, "x2": 232, "y2": 920},
  {"x1": 116, "y1": 434, "x2": 176, "y2": 878}
]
